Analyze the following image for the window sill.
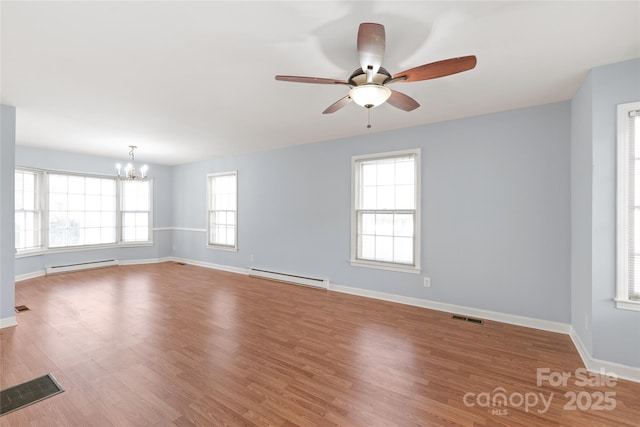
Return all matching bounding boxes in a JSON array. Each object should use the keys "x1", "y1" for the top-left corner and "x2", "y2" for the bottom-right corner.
[
  {"x1": 206, "y1": 244, "x2": 238, "y2": 252},
  {"x1": 350, "y1": 259, "x2": 421, "y2": 274},
  {"x1": 16, "y1": 242, "x2": 154, "y2": 258},
  {"x1": 614, "y1": 299, "x2": 640, "y2": 311}
]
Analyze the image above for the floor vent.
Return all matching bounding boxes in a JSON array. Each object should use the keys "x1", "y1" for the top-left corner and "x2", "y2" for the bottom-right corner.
[
  {"x1": 14, "y1": 305, "x2": 29, "y2": 313},
  {"x1": 452, "y1": 314, "x2": 484, "y2": 325},
  {"x1": 249, "y1": 268, "x2": 328, "y2": 289},
  {"x1": 45, "y1": 259, "x2": 118, "y2": 275}
]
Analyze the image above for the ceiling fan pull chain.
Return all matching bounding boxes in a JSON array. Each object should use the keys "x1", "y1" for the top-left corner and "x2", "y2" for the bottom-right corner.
[{"x1": 367, "y1": 108, "x2": 372, "y2": 129}]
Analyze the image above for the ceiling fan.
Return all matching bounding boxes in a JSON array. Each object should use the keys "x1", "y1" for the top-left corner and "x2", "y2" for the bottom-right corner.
[{"x1": 275, "y1": 23, "x2": 477, "y2": 115}]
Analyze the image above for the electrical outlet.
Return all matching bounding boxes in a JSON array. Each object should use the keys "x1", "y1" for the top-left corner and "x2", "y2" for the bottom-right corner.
[{"x1": 423, "y1": 277, "x2": 431, "y2": 288}]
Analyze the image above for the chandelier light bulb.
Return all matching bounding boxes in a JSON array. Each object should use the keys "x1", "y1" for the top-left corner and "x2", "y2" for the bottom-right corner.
[{"x1": 115, "y1": 146, "x2": 148, "y2": 181}]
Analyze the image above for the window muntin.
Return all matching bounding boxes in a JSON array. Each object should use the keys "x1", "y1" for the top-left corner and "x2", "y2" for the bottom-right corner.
[
  {"x1": 121, "y1": 180, "x2": 151, "y2": 243},
  {"x1": 207, "y1": 172, "x2": 237, "y2": 249},
  {"x1": 15, "y1": 170, "x2": 42, "y2": 251},
  {"x1": 352, "y1": 150, "x2": 420, "y2": 271}
]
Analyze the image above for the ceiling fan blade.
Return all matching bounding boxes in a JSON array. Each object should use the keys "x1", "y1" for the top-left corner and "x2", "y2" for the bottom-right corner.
[
  {"x1": 323, "y1": 95, "x2": 352, "y2": 114},
  {"x1": 387, "y1": 90, "x2": 420, "y2": 112},
  {"x1": 357, "y1": 23, "x2": 385, "y2": 81},
  {"x1": 393, "y1": 55, "x2": 477, "y2": 83},
  {"x1": 275, "y1": 75, "x2": 349, "y2": 85}
]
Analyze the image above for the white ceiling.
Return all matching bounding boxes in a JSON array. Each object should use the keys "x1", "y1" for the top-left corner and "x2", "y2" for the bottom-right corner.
[{"x1": 2, "y1": 1, "x2": 639, "y2": 165}]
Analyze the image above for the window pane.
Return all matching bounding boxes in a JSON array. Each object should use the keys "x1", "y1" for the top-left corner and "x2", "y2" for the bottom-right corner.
[
  {"x1": 396, "y1": 160, "x2": 415, "y2": 185},
  {"x1": 361, "y1": 187, "x2": 377, "y2": 210},
  {"x1": 361, "y1": 163, "x2": 377, "y2": 186},
  {"x1": 375, "y1": 236, "x2": 393, "y2": 262},
  {"x1": 376, "y1": 186, "x2": 394, "y2": 209},
  {"x1": 394, "y1": 214, "x2": 414, "y2": 237},
  {"x1": 377, "y1": 162, "x2": 394, "y2": 186},
  {"x1": 49, "y1": 175, "x2": 67, "y2": 193},
  {"x1": 68, "y1": 176, "x2": 84, "y2": 194},
  {"x1": 375, "y1": 213, "x2": 393, "y2": 236},
  {"x1": 395, "y1": 185, "x2": 415, "y2": 210},
  {"x1": 394, "y1": 237, "x2": 414, "y2": 264},
  {"x1": 361, "y1": 235, "x2": 375, "y2": 259},
  {"x1": 361, "y1": 213, "x2": 375, "y2": 235},
  {"x1": 49, "y1": 193, "x2": 67, "y2": 210}
]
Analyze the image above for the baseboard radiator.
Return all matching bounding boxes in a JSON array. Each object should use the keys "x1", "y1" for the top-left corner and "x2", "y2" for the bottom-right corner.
[
  {"x1": 248, "y1": 268, "x2": 328, "y2": 289},
  {"x1": 45, "y1": 259, "x2": 119, "y2": 275}
]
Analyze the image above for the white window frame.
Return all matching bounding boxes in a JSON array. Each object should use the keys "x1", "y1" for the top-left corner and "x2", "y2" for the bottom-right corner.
[
  {"x1": 616, "y1": 101, "x2": 640, "y2": 311},
  {"x1": 350, "y1": 149, "x2": 421, "y2": 274},
  {"x1": 15, "y1": 169, "x2": 43, "y2": 253},
  {"x1": 14, "y1": 168, "x2": 154, "y2": 257},
  {"x1": 207, "y1": 171, "x2": 238, "y2": 251},
  {"x1": 119, "y1": 179, "x2": 153, "y2": 245}
]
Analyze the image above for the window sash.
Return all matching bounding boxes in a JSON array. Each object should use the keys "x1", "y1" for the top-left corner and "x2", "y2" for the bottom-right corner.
[
  {"x1": 356, "y1": 209, "x2": 415, "y2": 265},
  {"x1": 15, "y1": 170, "x2": 42, "y2": 251},
  {"x1": 120, "y1": 180, "x2": 152, "y2": 243}
]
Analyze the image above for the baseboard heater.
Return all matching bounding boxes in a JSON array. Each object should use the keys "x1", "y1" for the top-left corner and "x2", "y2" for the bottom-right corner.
[
  {"x1": 248, "y1": 268, "x2": 328, "y2": 289},
  {"x1": 45, "y1": 259, "x2": 119, "y2": 275}
]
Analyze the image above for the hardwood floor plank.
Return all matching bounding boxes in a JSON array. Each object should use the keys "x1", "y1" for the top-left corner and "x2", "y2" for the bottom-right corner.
[{"x1": 1, "y1": 262, "x2": 638, "y2": 426}]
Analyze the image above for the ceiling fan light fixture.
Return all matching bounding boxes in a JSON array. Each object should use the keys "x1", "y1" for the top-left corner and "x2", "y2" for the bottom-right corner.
[{"x1": 349, "y1": 84, "x2": 391, "y2": 108}]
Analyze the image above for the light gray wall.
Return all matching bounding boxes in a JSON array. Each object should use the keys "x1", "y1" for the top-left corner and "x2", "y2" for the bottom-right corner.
[
  {"x1": 14, "y1": 146, "x2": 173, "y2": 276},
  {"x1": 1, "y1": 105, "x2": 16, "y2": 323},
  {"x1": 590, "y1": 59, "x2": 640, "y2": 366},
  {"x1": 571, "y1": 72, "x2": 594, "y2": 354},
  {"x1": 172, "y1": 101, "x2": 572, "y2": 323}
]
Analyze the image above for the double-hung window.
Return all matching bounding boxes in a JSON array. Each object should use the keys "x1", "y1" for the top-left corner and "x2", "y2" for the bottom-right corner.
[
  {"x1": 121, "y1": 180, "x2": 152, "y2": 243},
  {"x1": 207, "y1": 172, "x2": 237, "y2": 249},
  {"x1": 616, "y1": 101, "x2": 640, "y2": 310},
  {"x1": 351, "y1": 149, "x2": 420, "y2": 272},
  {"x1": 15, "y1": 170, "x2": 42, "y2": 251}
]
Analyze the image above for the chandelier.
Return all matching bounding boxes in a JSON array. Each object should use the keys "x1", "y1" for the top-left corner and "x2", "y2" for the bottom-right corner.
[{"x1": 116, "y1": 145, "x2": 148, "y2": 181}]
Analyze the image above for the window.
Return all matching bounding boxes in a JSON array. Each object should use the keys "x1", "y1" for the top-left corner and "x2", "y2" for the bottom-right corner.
[
  {"x1": 48, "y1": 173, "x2": 117, "y2": 248},
  {"x1": 351, "y1": 149, "x2": 420, "y2": 272},
  {"x1": 15, "y1": 170, "x2": 42, "y2": 251},
  {"x1": 207, "y1": 172, "x2": 237, "y2": 249},
  {"x1": 121, "y1": 180, "x2": 151, "y2": 243},
  {"x1": 14, "y1": 168, "x2": 153, "y2": 253},
  {"x1": 616, "y1": 101, "x2": 640, "y2": 311}
]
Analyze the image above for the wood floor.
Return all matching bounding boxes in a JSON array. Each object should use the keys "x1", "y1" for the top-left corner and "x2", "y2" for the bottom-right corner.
[{"x1": 1, "y1": 263, "x2": 639, "y2": 426}]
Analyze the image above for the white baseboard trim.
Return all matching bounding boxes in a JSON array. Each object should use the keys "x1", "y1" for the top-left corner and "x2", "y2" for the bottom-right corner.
[
  {"x1": 0, "y1": 316, "x2": 17, "y2": 329},
  {"x1": 119, "y1": 257, "x2": 174, "y2": 266},
  {"x1": 570, "y1": 327, "x2": 640, "y2": 383},
  {"x1": 171, "y1": 257, "x2": 249, "y2": 276},
  {"x1": 16, "y1": 270, "x2": 46, "y2": 282},
  {"x1": 328, "y1": 283, "x2": 571, "y2": 335}
]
